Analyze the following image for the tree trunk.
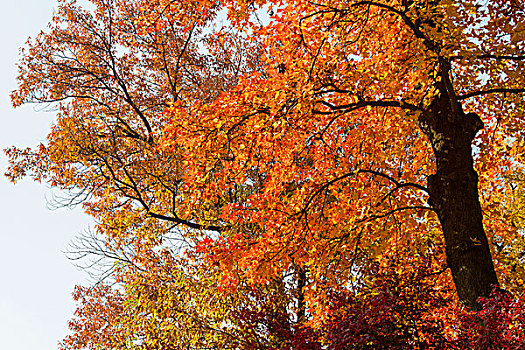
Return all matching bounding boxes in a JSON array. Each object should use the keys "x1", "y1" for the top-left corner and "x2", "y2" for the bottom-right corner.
[
  {"x1": 418, "y1": 82, "x2": 499, "y2": 309},
  {"x1": 296, "y1": 266, "x2": 306, "y2": 323}
]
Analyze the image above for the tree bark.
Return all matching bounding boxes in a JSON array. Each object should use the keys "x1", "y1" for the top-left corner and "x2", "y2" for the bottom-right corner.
[
  {"x1": 418, "y1": 81, "x2": 499, "y2": 310},
  {"x1": 296, "y1": 266, "x2": 306, "y2": 323}
]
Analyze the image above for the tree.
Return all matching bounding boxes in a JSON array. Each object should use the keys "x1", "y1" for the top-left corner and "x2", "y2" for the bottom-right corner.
[
  {"x1": 6, "y1": 0, "x2": 525, "y2": 346},
  {"x1": 7, "y1": 0, "x2": 306, "y2": 347},
  {"x1": 159, "y1": 0, "x2": 525, "y2": 309}
]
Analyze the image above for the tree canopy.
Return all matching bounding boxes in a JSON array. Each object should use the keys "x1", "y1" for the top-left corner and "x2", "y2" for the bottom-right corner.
[{"x1": 6, "y1": 0, "x2": 525, "y2": 348}]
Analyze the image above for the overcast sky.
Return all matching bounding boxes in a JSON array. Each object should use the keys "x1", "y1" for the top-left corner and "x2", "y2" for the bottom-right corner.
[{"x1": 0, "y1": 1, "x2": 92, "y2": 349}]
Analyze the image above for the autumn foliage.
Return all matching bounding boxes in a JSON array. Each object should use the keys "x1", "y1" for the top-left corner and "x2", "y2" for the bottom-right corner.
[{"x1": 6, "y1": 0, "x2": 525, "y2": 348}]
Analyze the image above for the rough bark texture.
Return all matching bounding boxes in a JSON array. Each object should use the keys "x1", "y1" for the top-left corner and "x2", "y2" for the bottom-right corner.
[
  {"x1": 296, "y1": 267, "x2": 307, "y2": 323},
  {"x1": 418, "y1": 82, "x2": 499, "y2": 310}
]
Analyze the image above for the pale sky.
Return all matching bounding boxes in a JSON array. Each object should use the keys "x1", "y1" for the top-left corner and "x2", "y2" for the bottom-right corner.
[{"x1": 0, "y1": 0, "x2": 92, "y2": 349}]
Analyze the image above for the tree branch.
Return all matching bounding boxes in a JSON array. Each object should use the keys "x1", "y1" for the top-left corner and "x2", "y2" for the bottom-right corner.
[
  {"x1": 451, "y1": 54, "x2": 525, "y2": 61},
  {"x1": 458, "y1": 88, "x2": 525, "y2": 100},
  {"x1": 148, "y1": 212, "x2": 227, "y2": 232}
]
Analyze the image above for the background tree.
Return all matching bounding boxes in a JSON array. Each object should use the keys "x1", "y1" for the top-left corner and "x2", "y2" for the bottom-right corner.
[{"x1": 7, "y1": 0, "x2": 308, "y2": 347}]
